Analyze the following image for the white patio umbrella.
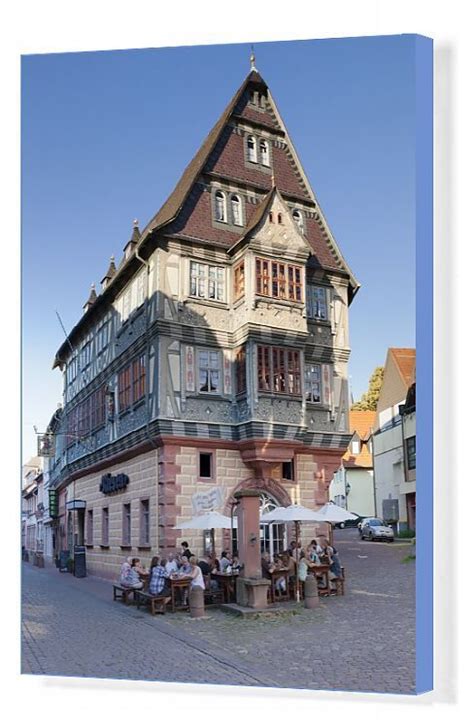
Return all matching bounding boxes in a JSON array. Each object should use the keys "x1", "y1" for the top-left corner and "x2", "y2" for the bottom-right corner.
[
  {"x1": 313, "y1": 502, "x2": 357, "y2": 524},
  {"x1": 174, "y1": 511, "x2": 232, "y2": 557},
  {"x1": 260, "y1": 504, "x2": 324, "y2": 602}
]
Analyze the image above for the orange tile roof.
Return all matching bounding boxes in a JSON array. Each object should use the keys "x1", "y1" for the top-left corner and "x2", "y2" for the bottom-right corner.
[
  {"x1": 390, "y1": 348, "x2": 416, "y2": 387},
  {"x1": 348, "y1": 411, "x2": 376, "y2": 441},
  {"x1": 342, "y1": 443, "x2": 373, "y2": 469}
]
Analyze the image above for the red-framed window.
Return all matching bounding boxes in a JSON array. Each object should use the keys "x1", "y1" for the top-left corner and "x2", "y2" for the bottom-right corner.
[
  {"x1": 90, "y1": 387, "x2": 106, "y2": 430},
  {"x1": 233, "y1": 261, "x2": 245, "y2": 301},
  {"x1": 257, "y1": 346, "x2": 301, "y2": 395},
  {"x1": 255, "y1": 258, "x2": 303, "y2": 302},
  {"x1": 132, "y1": 354, "x2": 146, "y2": 402},
  {"x1": 118, "y1": 366, "x2": 131, "y2": 412}
]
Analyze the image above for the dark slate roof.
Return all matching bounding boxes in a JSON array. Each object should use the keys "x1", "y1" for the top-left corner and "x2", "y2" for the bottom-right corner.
[{"x1": 140, "y1": 71, "x2": 268, "y2": 239}]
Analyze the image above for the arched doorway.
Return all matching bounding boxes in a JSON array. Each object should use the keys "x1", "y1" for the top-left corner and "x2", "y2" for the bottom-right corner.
[
  {"x1": 231, "y1": 492, "x2": 287, "y2": 559},
  {"x1": 259, "y1": 492, "x2": 286, "y2": 557}
]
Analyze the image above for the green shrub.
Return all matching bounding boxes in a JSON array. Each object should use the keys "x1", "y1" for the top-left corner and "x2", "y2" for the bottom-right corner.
[{"x1": 397, "y1": 529, "x2": 416, "y2": 539}]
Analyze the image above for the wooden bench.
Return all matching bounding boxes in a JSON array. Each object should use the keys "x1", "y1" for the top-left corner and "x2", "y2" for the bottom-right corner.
[
  {"x1": 135, "y1": 591, "x2": 170, "y2": 615},
  {"x1": 113, "y1": 583, "x2": 138, "y2": 604}
]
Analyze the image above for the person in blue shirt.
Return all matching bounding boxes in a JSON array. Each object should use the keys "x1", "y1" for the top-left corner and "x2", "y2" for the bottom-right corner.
[{"x1": 149, "y1": 556, "x2": 171, "y2": 598}]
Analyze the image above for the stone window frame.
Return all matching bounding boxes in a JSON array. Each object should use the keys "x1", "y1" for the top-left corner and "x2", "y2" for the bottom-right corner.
[
  {"x1": 281, "y1": 457, "x2": 297, "y2": 483},
  {"x1": 85, "y1": 508, "x2": 94, "y2": 546},
  {"x1": 121, "y1": 502, "x2": 132, "y2": 547},
  {"x1": 189, "y1": 260, "x2": 226, "y2": 303},
  {"x1": 100, "y1": 506, "x2": 109, "y2": 547},
  {"x1": 211, "y1": 186, "x2": 246, "y2": 232},
  {"x1": 197, "y1": 450, "x2": 216, "y2": 482},
  {"x1": 257, "y1": 345, "x2": 302, "y2": 396},
  {"x1": 243, "y1": 131, "x2": 273, "y2": 173},
  {"x1": 139, "y1": 498, "x2": 150, "y2": 547},
  {"x1": 304, "y1": 363, "x2": 322, "y2": 405},
  {"x1": 306, "y1": 284, "x2": 329, "y2": 321},
  {"x1": 196, "y1": 347, "x2": 223, "y2": 396}
]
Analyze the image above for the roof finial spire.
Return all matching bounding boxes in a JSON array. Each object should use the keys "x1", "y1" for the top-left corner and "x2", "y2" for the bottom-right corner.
[{"x1": 250, "y1": 45, "x2": 257, "y2": 72}]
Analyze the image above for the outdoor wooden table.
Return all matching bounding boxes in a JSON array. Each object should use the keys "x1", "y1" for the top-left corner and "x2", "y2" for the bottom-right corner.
[
  {"x1": 268, "y1": 568, "x2": 290, "y2": 602},
  {"x1": 308, "y1": 564, "x2": 331, "y2": 596},
  {"x1": 167, "y1": 576, "x2": 192, "y2": 612},
  {"x1": 211, "y1": 572, "x2": 237, "y2": 603}
]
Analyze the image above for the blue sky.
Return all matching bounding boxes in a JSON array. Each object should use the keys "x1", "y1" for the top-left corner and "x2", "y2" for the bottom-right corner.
[{"x1": 22, "y1": 35, "x2": 415, "y2": 458}]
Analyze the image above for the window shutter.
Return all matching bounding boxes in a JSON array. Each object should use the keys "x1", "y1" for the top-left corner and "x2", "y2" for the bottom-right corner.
[
  {"x1": 223, "y1": 351, "x2": 232, "y2": 395},
  {"x1": 321, "y1": 364, "x2": 332, "y2": 407},
  {"x1": 185, "y1": 346, "x2": 195, "y2": 392}
]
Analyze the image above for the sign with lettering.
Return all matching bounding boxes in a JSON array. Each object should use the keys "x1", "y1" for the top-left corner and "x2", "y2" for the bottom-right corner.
[
  {"x1": 48, "y1": 490, "x2": 59, "y2": 518},
  {"x1": 192, "y1": 486, "x2": 224, "y2": 515},
  {"x1": 100, "y1": 473, "x2": 129, "y2": 494}
]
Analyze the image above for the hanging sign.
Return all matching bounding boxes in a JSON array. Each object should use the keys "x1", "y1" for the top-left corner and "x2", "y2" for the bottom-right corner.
[{"x1": 192, "y1": 486, "x2": 224, "y2": 515}]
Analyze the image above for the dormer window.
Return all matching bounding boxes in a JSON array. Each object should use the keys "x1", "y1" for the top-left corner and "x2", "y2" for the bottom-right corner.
[
  {"x1": 292, "y1": 209, "x2": 304, "y2": 233},
  {"x1": 230, "y1": 195, "x2": 243, "y2": 226},
  {"x1": 260, "y1": 139, "x2": 270, "y2": 166},
  {"x1": 215, "y1": 191, "x2": 226, "y2": 222},
  {"x1": 247, "y1": 135, "x2": 257, "y2": 163}
]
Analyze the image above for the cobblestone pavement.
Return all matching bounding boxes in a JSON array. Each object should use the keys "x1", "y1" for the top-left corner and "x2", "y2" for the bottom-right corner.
[{"x1": 22, "y1": 530, "x2": 416, "y2": 694}]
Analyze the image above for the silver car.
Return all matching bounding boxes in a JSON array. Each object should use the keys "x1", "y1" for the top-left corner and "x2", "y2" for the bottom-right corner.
[{"x1": 360, "y1": 518, "x2": 394, "y2": 542}]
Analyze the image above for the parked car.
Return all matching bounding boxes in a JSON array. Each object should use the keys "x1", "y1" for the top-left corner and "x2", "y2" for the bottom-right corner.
[
  {"x1": 360, "y1": 518, "x2": 394, "y2": 542},
  {"x1": 335, "y1": 513, "x2": 365, "y2": 529},
  {"x1": 358, "y1": 517, "x2": 371, "y2": 532}
]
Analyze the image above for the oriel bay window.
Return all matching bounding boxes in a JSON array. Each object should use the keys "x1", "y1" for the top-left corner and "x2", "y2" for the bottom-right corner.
[
  {"x1": 190, "y1": 261, "x2": 225, "y2": 302},
  {"x1": 256, "y1": 258, "x2": 303, "y2": 302},
  {"x1": 257, "y1": 346, "x2": 301, "y2": 395},
  {"x1": 198, "y1": 350, "x2": 221, "y2": 393}
]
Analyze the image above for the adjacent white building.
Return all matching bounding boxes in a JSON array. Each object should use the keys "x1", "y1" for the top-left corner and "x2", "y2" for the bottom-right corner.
[
  {"x1": 330, "y1": 410, "x2": 376, "y2": 518},
  {"x1": 372, "y1": 348, "x2": 416, "y2": 533}
]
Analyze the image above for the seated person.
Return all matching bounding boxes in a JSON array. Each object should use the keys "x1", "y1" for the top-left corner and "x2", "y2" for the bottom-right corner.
[
  {"x1": 317, "y1": 536, "x2": 342, "y2": 579},
  {"x1": 297, "y1": 552, "x2": 313, "y2": 583},
  {"x1": 178, "y1": 555, "x2": 192, "y2": 575},
  {"x1": 273, "y1": 553, "x2": 288, "y2": 594},
  {"x1": 148, "y1": 557, "x2": 171, "y2": 601},
  {"x1": 261, "y1": 551, "x2": 274, "y2": 578},
  {"x1": 165, "y1": 553, "x2": 179, "y2": 576},
  {"x1": 219, "y1": 550, "x2": 232, "y2": 572},
  {"x1": 189, "y1": 556, "x2": 206, "y2": 591},
  {"x1": 120, "y1": 558, "x2": 144, "y2": 589},
  {"x1": 231, "y1": 554, "x2": 242, "y2": 573},
  {"x1": 198, "y1": 555, "x2": 219, "y2": 590}
]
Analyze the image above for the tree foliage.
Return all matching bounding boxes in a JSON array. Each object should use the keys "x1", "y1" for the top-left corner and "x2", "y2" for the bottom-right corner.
[{"x1": 351, "y1": 366, "x2": 384, "y2": 411}]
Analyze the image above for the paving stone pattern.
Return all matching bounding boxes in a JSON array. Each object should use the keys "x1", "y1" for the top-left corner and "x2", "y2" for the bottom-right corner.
[{"x1": 22, "y1": 530, "x2": 416, "y2": 694}]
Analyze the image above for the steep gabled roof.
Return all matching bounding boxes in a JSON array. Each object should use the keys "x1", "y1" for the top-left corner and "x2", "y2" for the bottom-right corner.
[
  {"x1": 348, "y1": 410, "x2": 376, "y2": 441},
  {"x1": 141, "y1": 70, "x2": 268, "y2": 238},
  {"x1": 390, "y1": 348, "x2": 416, "y2": 387}
]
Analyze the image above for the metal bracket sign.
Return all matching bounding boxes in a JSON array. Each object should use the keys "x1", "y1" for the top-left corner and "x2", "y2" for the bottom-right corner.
[
  {"x1": 48, "y1": 490, "x2": 59, "y2": 518},
  {"x1": 192, "y1": 486, "x2": 224, "y2": 515}
]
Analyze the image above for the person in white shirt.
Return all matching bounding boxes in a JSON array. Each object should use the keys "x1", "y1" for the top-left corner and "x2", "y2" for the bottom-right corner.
[
  {"x1": 189, "y1": 556, "x2": 205, "y2": 590},
  {"x1": 219, "y1": 550, "x2": 231, "y2": 572},
  {"x1": 165, "y1": 553, "x2": 178, "y2": 576}
]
